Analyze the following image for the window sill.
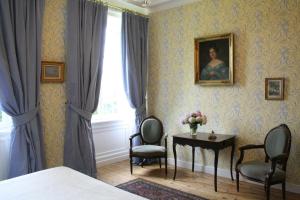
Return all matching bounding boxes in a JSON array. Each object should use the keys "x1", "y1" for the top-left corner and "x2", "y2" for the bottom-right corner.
[
  {"x1": 91, "y1": 119, "x2": 130, "y2": 134},
  {"x1": 91, "y1": 118, "x2": 130, "y2": 127},
  {"x1": 92, "y1": 118, "x2": 124, "y2": 125}
]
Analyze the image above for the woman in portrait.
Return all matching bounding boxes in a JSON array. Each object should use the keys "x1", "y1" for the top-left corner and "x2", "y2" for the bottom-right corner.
[{"x1": 200, "y1": 46, "x2": 229, "y2": 80}]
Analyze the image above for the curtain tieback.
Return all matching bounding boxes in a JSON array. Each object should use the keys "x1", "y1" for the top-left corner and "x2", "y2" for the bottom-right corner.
[
  {"x1": 12, "y1": 107, "x2": 39, "y2": 127},
  {"x1": 135, "y1": 104, "x2": 146, "y2": 116},
  {"x1": 68, "y1": 104, "x2": 92, "y2": 121}
]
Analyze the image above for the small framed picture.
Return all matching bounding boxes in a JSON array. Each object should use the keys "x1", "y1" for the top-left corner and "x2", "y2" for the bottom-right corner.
[
  {"x1": 265, "y1": 78, "x2": 285, "y2": 100},
  {"x1": 41, "y1": 61, "x2": 65, "y2": 83},
  {"x1": 194, "y1": 33, "x2": 234, "y2": 85}
]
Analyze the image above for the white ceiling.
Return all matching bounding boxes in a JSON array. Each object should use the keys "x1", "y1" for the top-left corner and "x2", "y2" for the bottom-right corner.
[
  {"x1": 125, "y1": 0, "x2": 172, "y2": 8},
  {"x1": 148, "y1": 0, "x2": 200, "y2": 12},
  {"x1": 109, "y1": 0, "x2": 200, "y2": 14}
]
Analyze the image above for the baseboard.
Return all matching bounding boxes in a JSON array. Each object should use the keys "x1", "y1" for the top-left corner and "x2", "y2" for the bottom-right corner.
[
  {"x1": 167, "y1": 158, "x2": 300, "y2": 194},
  {"x1": 96, "y1": 150, "x2": 128, "y2": 167}
]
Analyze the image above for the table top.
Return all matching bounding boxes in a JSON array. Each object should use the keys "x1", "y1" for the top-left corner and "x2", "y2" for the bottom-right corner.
[{"x1": 173, "y1": 132, "x2": 235, "y2": 143}]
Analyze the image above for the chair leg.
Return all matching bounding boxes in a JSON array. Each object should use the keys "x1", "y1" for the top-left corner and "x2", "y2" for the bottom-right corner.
[
  {"x1": 266, "y1": 184, "x2": 270, "y2": 200},
  {"x1": 141, "y1": 159, "x2": 144, "y2": 168},
  {"x1": 165, "y1": 156, "x2": 167, "y2": 176},
  {"x1": 159, "y1": 158, "x2": 162, "y2": 168},
  {"x1": 282, "y1": 182, "x2": 286, "y2": 200},
  {"x1": 130, "y1": 156, "x2": 133, "y2": 174},
  {"x1": 236, "y1": 170, "x2": 240, "y2": 192}
]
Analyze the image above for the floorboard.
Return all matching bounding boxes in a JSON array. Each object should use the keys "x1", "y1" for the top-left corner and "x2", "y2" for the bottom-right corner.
[{"x1": 97, "y1": 160, "x2": 300, "y2": 200}]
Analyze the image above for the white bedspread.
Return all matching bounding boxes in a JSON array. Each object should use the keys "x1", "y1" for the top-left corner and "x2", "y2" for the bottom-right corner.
[{"x1": 0, "y1": 166, "x2": 147, "y2": 200}]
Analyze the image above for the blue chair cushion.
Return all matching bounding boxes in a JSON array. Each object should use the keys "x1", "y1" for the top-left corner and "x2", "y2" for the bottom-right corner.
[
  {"x1": 238, "y1": 160, "x2": 285, "y2": 182},
  {"x1": 132, "y1": 145, "x2": 166, "y2": 157}
]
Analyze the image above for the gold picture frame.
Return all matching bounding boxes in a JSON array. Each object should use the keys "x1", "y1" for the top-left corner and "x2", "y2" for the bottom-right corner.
[
  {"x1": 265, "y1": 78, "x2": 285, "y2": 100},
  {"x1": 194, "y1": 33, "x2": 234, "y2": 85},
  {"x1": 41, "y1": 61, "x2": 65, "y2": 83}
]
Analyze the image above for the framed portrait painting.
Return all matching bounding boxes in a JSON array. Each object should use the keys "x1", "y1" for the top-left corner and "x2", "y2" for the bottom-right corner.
[
  {"x1": 265, "y1": 78, "x2": 285, "y2": 100},
  {"x1": 194, "y1": 33, "x2": 233, "y2": 85},
  {"x1": 41, "y1": 61, "x2": 65, "y2": 83}
]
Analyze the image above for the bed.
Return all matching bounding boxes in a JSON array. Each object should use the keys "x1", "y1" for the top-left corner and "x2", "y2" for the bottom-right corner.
[{"x1": 0, "y1": 166, "x2": 146, "y2": 200}]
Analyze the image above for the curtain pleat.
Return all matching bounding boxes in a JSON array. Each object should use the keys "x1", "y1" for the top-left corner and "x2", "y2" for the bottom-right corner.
[
  {"x1": 64, "y1": 0, "x2": 108, "y2": 178},
  {"x1": 121, "y1": 12, "x2": 149, "y2": 164},
  {"x1": 0, "y1": 0, "x2": 45, "y2": 178}
]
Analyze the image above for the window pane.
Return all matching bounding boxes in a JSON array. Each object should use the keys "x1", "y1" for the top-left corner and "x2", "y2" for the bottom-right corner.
[
  {"x1": 0, "y1": 110, "x2": 12, "y2": 131},
  {"x1": 92, "y1": 10, "x2": 133, "y2": 123}
]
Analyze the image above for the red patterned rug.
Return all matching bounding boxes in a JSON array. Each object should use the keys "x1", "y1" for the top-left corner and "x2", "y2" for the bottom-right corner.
[{"x1": 117, "y1": 178, "x2": 208, "y2": 200}]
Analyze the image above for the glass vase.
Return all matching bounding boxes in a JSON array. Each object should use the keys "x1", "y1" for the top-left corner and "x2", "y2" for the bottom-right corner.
[{"x1": 189, "y1": 124, "x2": 198, "y2": 136}]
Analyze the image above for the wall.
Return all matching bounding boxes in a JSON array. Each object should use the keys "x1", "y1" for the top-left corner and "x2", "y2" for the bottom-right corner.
[
  {"x1": 93, "y1": 121, "x2": 132, "y2": 166},
  {"x1": 148, "y1": 0, "x2": 300, "y2": 185},
  {"x1": 41, "y1": 0, "x2": 67, "y2": 167}
]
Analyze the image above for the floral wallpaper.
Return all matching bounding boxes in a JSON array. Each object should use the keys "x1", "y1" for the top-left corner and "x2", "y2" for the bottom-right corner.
[
  {"x1": 41, "y1": 0, "x2": 67, "y2": 168},
  {"x1": 148, "y1": 0, "x2": 300, "y2": 184}
]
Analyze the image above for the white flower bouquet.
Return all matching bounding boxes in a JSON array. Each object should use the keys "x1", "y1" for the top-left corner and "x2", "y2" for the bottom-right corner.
[{"x1": 182, "y1": 111, "x2": 207, "y2": 135}]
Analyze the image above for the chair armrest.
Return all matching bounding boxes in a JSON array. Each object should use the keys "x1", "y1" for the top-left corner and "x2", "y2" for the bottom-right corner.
[
  {"x1": 164, "y1": 134, "x2": 168, "y2": 154},
  {"x1": 129, "y1": 133, "x2": 141, "y2": 149},
  {"x1": 163, "y1": 134, "x2": 168, "y2": 141},
  {"x1": 267, "y1": 153, "x2": 288, "y2": 179},
  {"x1": 239, "y1": 144, "x2": 264, "y2": 151},
  {"x1": 160, "y1": 134, "x2": 168, "y2": 144},
  {"x1": 270, "y1": 153, "x2": 288, "y2": 162},
  {"x1": 129, "y1": 133, "x2": 140, "y2": 140},
  {"x1": 236, "y1": 144, "x2": 264, "y2": 170}
]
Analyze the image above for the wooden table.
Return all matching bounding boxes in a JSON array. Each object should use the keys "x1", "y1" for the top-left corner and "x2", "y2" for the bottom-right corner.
[{"x1": 172, "y1": 132, "x2": 235, "y2": 192}]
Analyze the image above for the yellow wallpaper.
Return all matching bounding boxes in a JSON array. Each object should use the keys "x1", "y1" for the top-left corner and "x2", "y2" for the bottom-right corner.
[
  {"x1": 41, "y1": 0, "x2": 67, "y2": 168},
  {"x1": 148, "y1": 0, "x2": 300, "y2": 184}
]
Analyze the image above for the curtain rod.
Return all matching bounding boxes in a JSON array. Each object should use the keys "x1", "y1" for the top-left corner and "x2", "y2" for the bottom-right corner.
[{"x1": 89, "y1": 0, "x2": 149, "y2": 18}]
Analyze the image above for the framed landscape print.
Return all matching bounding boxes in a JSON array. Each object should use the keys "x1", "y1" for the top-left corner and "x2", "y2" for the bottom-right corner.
[
  {"x1": 265, "y1": 78, "x2": 285, "y2": 100},
  {"x1": 41, "y1": 61, "x2": 65, "y2": 83},
  {"x1": 194, "y1": 33, "x2": 233, "y2": 85}
]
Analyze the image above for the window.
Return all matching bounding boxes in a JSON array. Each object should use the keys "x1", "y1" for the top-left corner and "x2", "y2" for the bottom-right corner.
[
  {"x1": 92, "y1": 10, "x2": 133, "y2": 123},
  {"x1": 0, "y1": 109, "x2": 12, "y2": 132},
  {"x1": 0, "y1": 107, "x2": 11, "y2": 181}
]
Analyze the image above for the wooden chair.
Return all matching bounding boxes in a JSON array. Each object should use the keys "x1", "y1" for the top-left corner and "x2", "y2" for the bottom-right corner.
[
  {"x1": 129, "y1": 116, "x2": 167, "y2": 175},
  {"x1": 236, "y1": 124, "x2": 292, "y2": 200}
]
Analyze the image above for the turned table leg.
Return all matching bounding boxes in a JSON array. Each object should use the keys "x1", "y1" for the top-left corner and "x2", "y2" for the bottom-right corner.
[
  {"x1": 192, "y1": 147, "x2": 195, "y2": 172},
  {"x1": 214, "y1": 150, "x2": 219, "y2": 192},
  {"x1": 230, "y1": 142, "x2": 235, "y2": 181},
  {"x1": 173, "y1": 143, "x2": 177, "y2": 180}
]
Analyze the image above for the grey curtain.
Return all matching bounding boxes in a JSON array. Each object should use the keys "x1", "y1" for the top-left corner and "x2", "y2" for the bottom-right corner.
[
  {"x1": 121, "y1": 13, "x2": 149, "y2": 164},
  {"x1": 0, "y1": 0, "x2": 45, "y2": 178},
  {"x1": 64, "y1": 0, "x2": 108, "y2": 178}
]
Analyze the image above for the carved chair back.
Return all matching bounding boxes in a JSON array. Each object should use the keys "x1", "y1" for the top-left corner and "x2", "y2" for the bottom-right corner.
[
  {"x1": 264, "y1": 124, "x2": 292, "y2": 171},
  {"x1": 139, "y1": 116, "x2": 164, "y2": 145}
]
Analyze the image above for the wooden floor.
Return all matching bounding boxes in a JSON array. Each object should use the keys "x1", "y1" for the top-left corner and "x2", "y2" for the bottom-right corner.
[{"x1": 98, "y1": 160, "x2": 300, "y2": 200}]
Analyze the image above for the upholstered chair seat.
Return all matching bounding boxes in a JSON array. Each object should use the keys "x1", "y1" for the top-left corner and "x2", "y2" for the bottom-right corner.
[
  {"x1": 235, "y1": 124, "x2": 292, "y2": 200},
  {"x1": 238, "y1": 160, "x2": 285, "y2": 183},
  {"x1": 129, "y1": 116, "x2": 167, "y2": 175},
  {"x1": 132, "y1": 145, "x2": 166, "y2": 157}
]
